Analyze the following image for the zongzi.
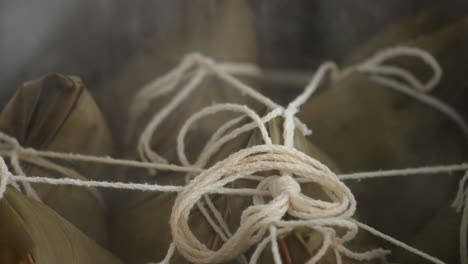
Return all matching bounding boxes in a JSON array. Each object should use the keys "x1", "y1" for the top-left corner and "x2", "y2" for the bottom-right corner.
[
  {"x1": 0, "y1": 73, "x2": 114, "y2": 246},
  {"x1": 0, "y1": 187, "x2": 122, "y2": 264}
]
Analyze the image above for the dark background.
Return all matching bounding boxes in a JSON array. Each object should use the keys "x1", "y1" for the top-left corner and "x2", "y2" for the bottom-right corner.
[{"x1": 2, "y1": 0, "x2": 467, "y2": 101}]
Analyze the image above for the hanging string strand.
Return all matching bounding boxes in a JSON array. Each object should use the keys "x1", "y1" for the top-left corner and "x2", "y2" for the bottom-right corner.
[{"x1": 452, "y1": 171, "x2": 468, "y2": 264}]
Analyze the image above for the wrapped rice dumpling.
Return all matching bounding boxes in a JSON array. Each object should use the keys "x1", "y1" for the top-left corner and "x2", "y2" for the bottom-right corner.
[
  {"x1": 391, "y1": 13, "x2": 468, "y2": 264},
  {"x1": 108, "y1": 1, "x2": 393, "y2": 262},
  {"x1": 96, "y1": 0, "x2": 258, "y2": 151},
  {"x1": 108, "y1": 1, "x2": 262, "y2": 262},
  {"x1": 0, "y1": 73, "x2": 114, "y2": 246},
  {"x1": 297, "y1": 9, "x2": 468, "y2": 263},
  {"x1": 396, "y1": 203, "x2": 461, "y2": 263},
  {"x1": 107, "y1": 1, "x2": 389, "y2": 259},
  {"x1": 2, "y1": 2, "x2": 466, "y2": 264},
  {"x1": 0, "y1": 188, "x2": 122, "y2": 264},
  {"x1": 112, "y1": 109, "x2": 389, "y2": 263}
]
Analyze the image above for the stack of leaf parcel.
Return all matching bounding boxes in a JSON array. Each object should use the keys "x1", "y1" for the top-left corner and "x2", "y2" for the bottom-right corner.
[{"x1": 0, "y1": 2, "x2": 467, "y2": 264}]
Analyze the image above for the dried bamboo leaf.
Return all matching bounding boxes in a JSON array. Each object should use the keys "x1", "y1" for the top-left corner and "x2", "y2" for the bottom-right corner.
[
  {"x1": 400, "y1": 16, "x2": 468, "y2": 115},
  {"x1": 297, "y1": 15, "x2": 468, "y2": 258},
  {"x1": 299, "y1": 71, "x2": 466, "y2": 241},
  {"x1": 386, "y1": 16, "x2": 468, "y2": 262},
  {"x1": 344, "y1": 6, "x2": 448, "y2": 66},
  {"x1": 396, "y1": 204, "x2": 461, "y2": 264},
  {"x1": 0, "y1": 73, "x2": 114, "y2": 245},
  {"x1": 110, "y1": 110, "x2": 256, "y2": 263},
  {"x1": 347, "y1": 15, "x2": 468, "y2": 260},
  {"x1": 96, "y1": 0, "x2": 258, "y2": 150},
  {"x1": 109, "y1": 1, "x2": 260, "y2": 263},
  {"x1": 0, "y1": 188, "x2": 122, "y2": 264}
]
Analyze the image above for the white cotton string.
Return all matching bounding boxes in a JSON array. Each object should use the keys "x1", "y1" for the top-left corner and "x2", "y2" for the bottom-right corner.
[
  {"x1": 283, "y1": 61, "x2": 339, "y2": 148},
  {"x1": 132, "y1": 46, "x2": 466, "y2": 169},
  {"x1": 18, "y1": 147, "x2": 200, "y2": 173},
  {"x1": 201, "y1": 196, "x2": 251, "y2": 264},
  {"x1": 126, "y1": 55, "x2": 198, "y2": 142},
  {"x1": 10, "y1": 181, "x2": 21, "y2": 192},
  {"x1": 0, "y1": 157, "x2": 11, "y2": 198},
  {"x1": 6, "y1": 174, "x2": 273, "y2": 196},
  {"x1": 13, "y1": 153, "x2": 105, "y2": 208},
  {"x1": 0, "y1": 132, "x2": 106, "y2": 206},
  {"x1": 249, "y1": 228, "x2": 292, "y2": 264},
  {"x1": 203, "y1": 61, "x2": 279, "y2": 109},
  {"x1": 356, "y1": 46, "x2": 442, "y2": 92},
  {"x1": 271, "y1": 60, "x2": 350, "y2": 262},
  {"x1": 333, "y1": 247, "x2": 343, "y2": 264},
  {"x1": 130, "y1": 53, "x2": 202, "y2": 120},
  {"x1": 174, "y1": 102, "x2": 274, "y2": 263},
  {"x1": 133, "y1": 53, "x2": 312, "y2": 165},
  {"x1": 147, "y1": 242, "x2": 176, "y2": 264},
  {"x1": 452, "y1": 171, "x2": 468, "y2": 264},
  {"x1": 177, "y1": 103, "x2": 273, "y2": 166},
  {"x1": 204, "y1": 196, "x2": 233, "y2": 239},
  {"x1": 1, "y1": 129, "x2": 189, "y2": 203},
  {"x1": 351, "y1": 46, "x2": 468, "y2": 138},
  {"x1": 10, "y1": 150, "x2": 41, "y2": 201},
  {"x1": 132, "y1": 53, "x2": 302, "y2": 254},
  {"x1": 197, "y1": 56, "x2": 311, "y2": 136},
  {"x1": 336, "y1": 163, "x2": 468, "y2": 181},
  {"x1": 202, "y1": 197, "x2": 250, "y2": 264},
  {"x1": 0, "y1": 144, "x2": 458, "y2": 263},
  {"x1": 138, "y1": 68, "x2": 207, "y2": 164},
  {"x1": 3, "y1": 161, "x2": 466, "y2": 198},
  {"x1": 165, "y1": 46, "x2": 452, "y2": 264},
  {"x1": 132, "y1": 54, "x2": 262, "y2": 122},
  {"x1": 333, "y1": 244, "x2": 389, "y2": 262},
  {"x1": 0, "y1": 46, "x2": 461, "y2": 264},
  {"x1": 218, "y1": 63, "x2": 263, "y2": 78},
  {"x1": 287, "y1": 62, "x2": 339, "y2": 110},
  {"x1": 191, "y1": 108, "x2": 283, "y2": 170},
  {"x1": 452, "y1": 171, "x2": 468, "y2": 212},
  {"x1": 275, "y1": 218, "x2": 390, "y2": 262},
  {"x1": 269, "y1": 226, "x2": 282, "y2": 264},
  {"x1": 356, "y1": 221, "x2": 445, "y2": 264},
  {"x1": 0, "y1": 133, "x2": 41, "y2": 201},
  {"x1": 371, "y1": 76, "x2": 468, "y2": 138},
  {"x1": 204, "y1": 116, "x2": 246, "y2": 148},
  {"x1": 196, "y1": 200, "x2": 230, "y2": 243},
  {"x1": 169, "y1": 145, "x2": 365, "y2": 263}
]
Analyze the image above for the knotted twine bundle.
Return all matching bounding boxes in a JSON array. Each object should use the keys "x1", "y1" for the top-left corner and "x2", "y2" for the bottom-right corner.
[
  {"x1": 0, "y1": 46, "x2": 467, "y2": 264},
  {"x1": 171, "y1": 145, "x2": 370, "y2": 263}
]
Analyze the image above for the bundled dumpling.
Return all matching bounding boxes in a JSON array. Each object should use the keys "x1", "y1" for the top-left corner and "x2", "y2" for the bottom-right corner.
[{"x1": 0, "y1": 73, "x2": 114, "y2": 246}]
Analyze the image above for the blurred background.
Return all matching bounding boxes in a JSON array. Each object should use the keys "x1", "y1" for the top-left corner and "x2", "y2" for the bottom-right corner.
[{"x1": 2, "y1": 0, "x2": 467, "y2": 101}]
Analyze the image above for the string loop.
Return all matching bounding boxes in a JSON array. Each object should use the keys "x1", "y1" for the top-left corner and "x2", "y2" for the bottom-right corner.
[{"x1": 170, "y1": 145, "x2": 361, "y2": 263}]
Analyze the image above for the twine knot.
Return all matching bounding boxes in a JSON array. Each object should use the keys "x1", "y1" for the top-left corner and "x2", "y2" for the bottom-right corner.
[
  {"x1": 268, "y1": 175, "x2": 301, "y2": 198},
  {"x1": 170, "y1": 144, "x2": 358, "y2": 263}
]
